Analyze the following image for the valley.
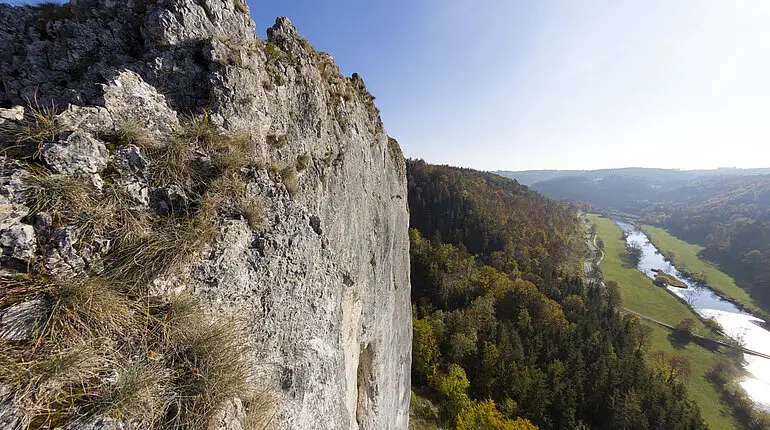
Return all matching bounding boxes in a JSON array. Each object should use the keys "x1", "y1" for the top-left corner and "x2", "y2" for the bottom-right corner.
[{"x1": 588, "y1": 212, "x2": 770, "y2": 428}]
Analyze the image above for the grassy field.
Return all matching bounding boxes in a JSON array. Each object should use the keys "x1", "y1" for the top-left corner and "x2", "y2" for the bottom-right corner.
[
  {"x1": 642, "y1": 322, "x2": 738, "y2": 430},
  {"x1": 587, "y1": 214, "x2": 738, "y2": 429},
  {"x1": 587, "y1": 214, "x2": 709, "y2": 334},
  {"x1": 640, "y1": 225, "x2": 762, "y2": 314}
]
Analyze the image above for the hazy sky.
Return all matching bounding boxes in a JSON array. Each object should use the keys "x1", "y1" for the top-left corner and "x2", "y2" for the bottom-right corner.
[
  {"x1": 248, "y1": 0, "x2": 770, "y2": 171},
  {"x1": 7, "y1": 1, "x2": 770, "y2": 171}
]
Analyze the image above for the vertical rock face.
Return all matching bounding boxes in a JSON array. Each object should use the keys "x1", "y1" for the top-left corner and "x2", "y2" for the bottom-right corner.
[{"x1": 0, "y1": 1, "x2": 411, "y2": 428}]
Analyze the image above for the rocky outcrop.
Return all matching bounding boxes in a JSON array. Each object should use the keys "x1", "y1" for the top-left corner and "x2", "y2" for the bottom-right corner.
[{"x1": 0, "y1": 1, "x2": 410, "y2": 429}]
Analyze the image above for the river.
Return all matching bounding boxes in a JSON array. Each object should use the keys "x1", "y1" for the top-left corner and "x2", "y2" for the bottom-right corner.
[{"x1": 614, "y1": 219, "x2": 770, "y2": 410}]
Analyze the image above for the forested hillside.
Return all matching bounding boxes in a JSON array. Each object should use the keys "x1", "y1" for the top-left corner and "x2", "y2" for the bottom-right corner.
[{"x1": 407, "y1": 161, "x2": 706, "y2": 429}]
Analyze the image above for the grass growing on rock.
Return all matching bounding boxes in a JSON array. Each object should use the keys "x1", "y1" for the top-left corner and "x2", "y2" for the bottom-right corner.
[
  {"x1": 0, "y1": 97, "x2": 60, "y2": 161},
  {"x1": 2, "y1": 111, "x2": 276, "y2": 429},
  {"x1": 0, "y1": 275, "x2": 269, "y2": 430}
]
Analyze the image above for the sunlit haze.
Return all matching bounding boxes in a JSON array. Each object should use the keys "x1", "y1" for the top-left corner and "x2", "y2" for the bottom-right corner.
[{"x1": 248, "y1": 0, "x2": 770, "y2": 171}]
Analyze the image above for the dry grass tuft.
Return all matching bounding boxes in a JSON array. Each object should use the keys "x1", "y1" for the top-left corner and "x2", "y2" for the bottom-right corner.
[
  {"x1": 296, "y1": 153, "x2": 311, "y2": 172},
  {"x1": 24, "y1": 172, "x2": 96, "y2": 223},
  {"x1": 3, "y1": 112, "x2": 275, "y2": 429},
  {"x1": 47, "y1": 278, "x2": 138, "y2": 341},
  {"x1": 279, "y1": 165, "x2": 298, "y2": 197},
  {"x1": 143, "y1": 136, "x2": 199, "y2": 188},
  {"x1": 25, "y1": 173, "x2": 151, "y2": 243},
  {"x1": 0, "y1": 95, "x2": 59, "y2": 160},
  {"x1": 0, "y1": 345, "x2": 107, "y2": 429},
  {"x1": 237, "y1": 198, "x2": 265, "y2": 230},
  {"x1": 163, "y1": 317, "x2": 252, "y2": 430},
  {"x1": 106, "y1": 215, "x2": 216, "y2": 283},
  {"x1": 111, "y1": 119, "x2": 155, "y2": 149},
  {"x1": 202, "y1": 173, "x2": 265, "y2": 229},
  {"x1": 243, "y1": 392, "x2": 276, "y2": 430},
  {"x1": 266, "y1": 134, "x2": 288, "y2": 149},
  {"x1": 0, "y1": 277, "x2": 269, "y2": 430},
  {"x1": 209, "y1": 133, "x2": 254, "y2": 174},
  {"x1": 179, "y1": 109, "x2": 220, "y2": 150},
  {"x1": 233, "y1": 0, "x2": 250, "y2": 14},
  {"x1": 94, "y1": 360, "x2": 174, "y2": 427}
]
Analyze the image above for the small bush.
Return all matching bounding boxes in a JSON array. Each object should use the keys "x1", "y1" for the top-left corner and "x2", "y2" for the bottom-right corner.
[
  {"x1": 703, "y1": 317, "x2": 723, "y2": 334},
  {"x1": 672, "y1": 318, "x2": 696, "y2": 343}
]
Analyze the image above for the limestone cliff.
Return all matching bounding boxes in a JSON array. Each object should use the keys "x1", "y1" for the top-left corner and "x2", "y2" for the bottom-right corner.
[{"x1": 0, "y1": 0, "x2": 411, "y2": 428}]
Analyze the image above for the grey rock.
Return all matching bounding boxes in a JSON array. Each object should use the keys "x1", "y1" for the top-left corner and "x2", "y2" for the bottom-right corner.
[
  {"x1": 57, "y1": 105, "x2": 114, "y2": 136},
  {"x1": 112, "y1": 145, "x2": 150, "y2": 205},
  {"x1": 101, "y1": 70, "x2": 179, "y2": 136},
  {"x1": 34, "y1": 212, "x2": 53, "y2": 233},
  {"x1": 0, "y1": 224, "x2": 36, "y2": 269},
  {"x1": 45, "y1": 226, "x2": 107, "y2": 278},
  {"x1": 43, "y1": 130, "x2": 109, "y2": 176},
  {"x1": 151, "y1": 184, "x2": 189, "y2": 216},
  {"x1": 0, "y1": 160, "x2": 30, "y2": 229},
  {"x1": 0, "y1": 385, "x2": 20, "y2": 429},
  {"x1": 0, "y1": 106, "x2": 24, "y2": 125},
  {"x1": 0, "y1": 2, "x2": 410, "y2": 429},
  {"x1": 64, "y1": 416, "x2": 131, "y2": 430},
  {"x1": 0, "y1": 299, "x2": 46, "y2": 341}
]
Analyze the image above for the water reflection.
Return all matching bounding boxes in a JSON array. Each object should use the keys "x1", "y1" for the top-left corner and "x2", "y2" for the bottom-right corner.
[{"x1": 612, "y1": 219, "x2": 770, "y2": 410}]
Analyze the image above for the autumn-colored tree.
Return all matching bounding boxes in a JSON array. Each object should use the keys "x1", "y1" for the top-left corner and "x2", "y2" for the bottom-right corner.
[
  {"x1": 623, "y1": 314, "x2": 653, "y2": 354},
  {"x1": 673, "y1": 318, "x2": 697, "y2": 342},
  {"x1": 457, "y1": 400, "x2": 538, "y2": 430},
  {"x1": 432, "y1": 364, "x2": 472, "y2": 424},
  {"x1": 413, "y1": 317, "x2": 440, "y2": 382},
  {"x1": 651, "y1": 350, "x2": 693, "y2": 384}
]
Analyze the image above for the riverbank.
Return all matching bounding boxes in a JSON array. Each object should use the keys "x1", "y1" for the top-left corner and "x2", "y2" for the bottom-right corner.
[
  {"x1": 640, "y1": 225, "x2": 768, "y2": 319},
  {"x1": 587, "y1": 215, "x2": 712, "y2": 334},
  {"x1": 586, "y1": 214, "x2": 739, "y2": 429}
]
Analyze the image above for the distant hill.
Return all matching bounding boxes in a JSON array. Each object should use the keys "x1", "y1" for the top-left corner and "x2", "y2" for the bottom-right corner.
[{"x1": 496, "y1": 167, "x2": 770, "y2": 187}]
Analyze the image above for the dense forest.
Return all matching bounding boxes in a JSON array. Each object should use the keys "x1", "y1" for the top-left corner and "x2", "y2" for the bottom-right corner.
[{"x1": 407, "y1": 160, "x2": 706, "y2": 429}]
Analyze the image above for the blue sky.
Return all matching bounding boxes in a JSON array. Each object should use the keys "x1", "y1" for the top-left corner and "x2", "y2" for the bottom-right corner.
[
  {"x1": 249, "y1": 0, "x2": 770, "y2": 171},
  {"x1": 7, "y1": 1, "x2": 770, "y2": 171}
]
